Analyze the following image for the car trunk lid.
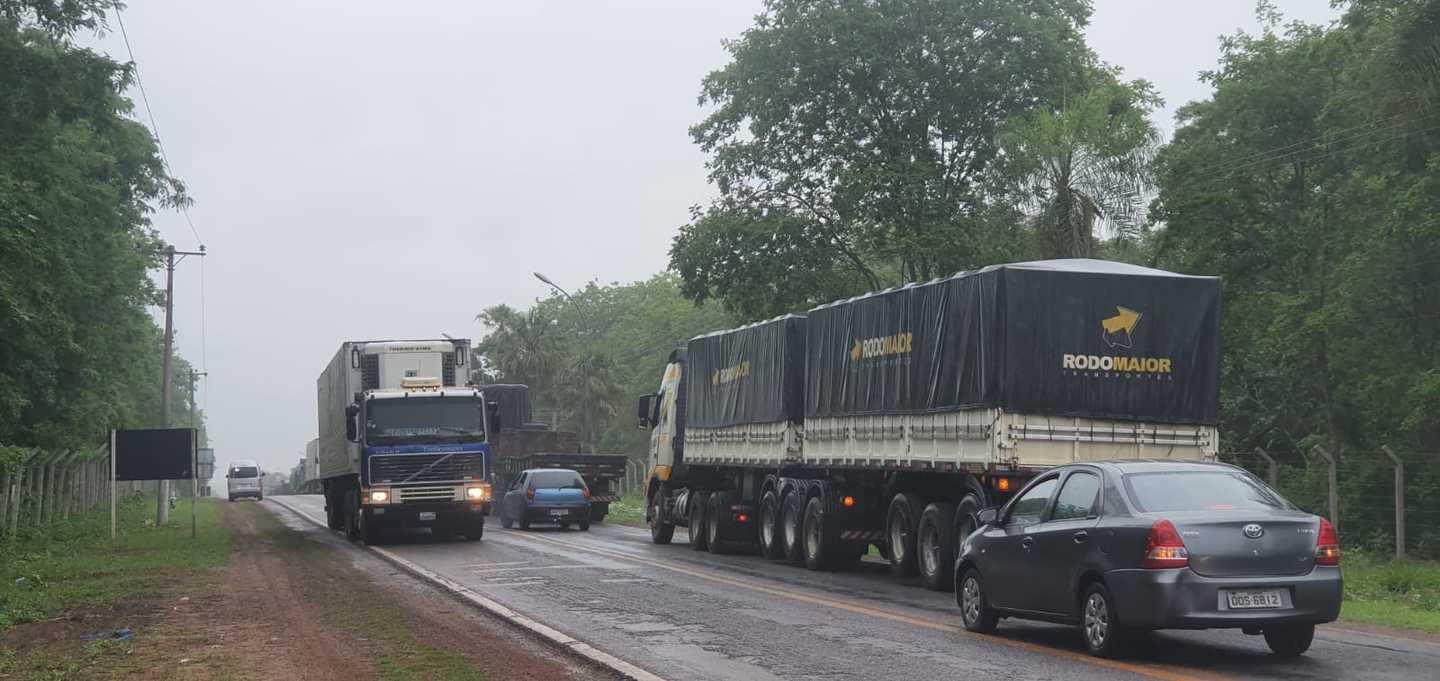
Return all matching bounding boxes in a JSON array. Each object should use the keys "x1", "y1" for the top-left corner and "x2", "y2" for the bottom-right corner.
[
  {"x1": 1161, "y1": 511, "x2": 1319, "y2": 577},
  {"x1": 532, "y1": 487, "x2": 586, "y2": 505}
]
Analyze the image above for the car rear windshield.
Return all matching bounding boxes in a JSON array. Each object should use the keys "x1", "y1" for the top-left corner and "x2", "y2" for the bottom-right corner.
[
  {"x1": 231, "y1": 466, "x2": 258, "y2": 478},
  {"x1": 529, "y1": 470, "x2": 584, "y2": 489},
  {"x1": 1124, "y1": 471, "x2": 1290, "y2": 513}
]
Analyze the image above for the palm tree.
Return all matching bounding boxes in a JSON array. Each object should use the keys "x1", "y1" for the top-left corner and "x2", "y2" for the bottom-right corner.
[
  {"x1": 1000, "y1": 80, "x2": 1161, "y2": 258},
  {"x1": 474, "y1": 305, "x2": 566, "y2": 396},
  {"x1": 558, "y1": 353, "x2": 622, "y2": 453}
]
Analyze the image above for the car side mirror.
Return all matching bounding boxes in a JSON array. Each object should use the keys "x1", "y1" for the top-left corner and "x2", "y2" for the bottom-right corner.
[
  {"x1": 344, "y1": 404, "x2": 359, "y2": 442},
  {"x1": 487, "y1": 401, "x2": 502, "y2": 431},
  {"x1": 636, "y1": 394, "x2": 654, "y2": 430},
  {"x1": 977, "y1": 508, "x2": 998, "y2": 526}
]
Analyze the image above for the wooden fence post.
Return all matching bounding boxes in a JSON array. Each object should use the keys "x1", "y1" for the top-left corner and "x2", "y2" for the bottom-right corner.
[
  {"x1": 1380, "y1": 446, "x2": 1405, "y2": 560},
  {"x1": 1254, "y1": 447, "x2": 1278, "y2": 488},
  {"x1": 1312, "y1": 445, "x2": 1339, "y2": 531},
  {"x1": 0, "y1": 466, "x2": 9, "y2": 540},
  {"x1": 9, "y1": 450, "x2": 32, "y2": 537}
]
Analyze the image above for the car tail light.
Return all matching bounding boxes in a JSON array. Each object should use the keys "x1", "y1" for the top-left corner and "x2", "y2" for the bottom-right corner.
[
  {"x1": 582, "y1": 486, "x2": 591, "y2": 498},
  {"x1": 525, "y1": 485, "x2": 534, "y2": 500},
  {"x1": 1315, "y1": 517, "x2": 1341, "y2": 566},
  {"x1": 1141, "y1": 519, "x2": 1190, "y2": 569}
]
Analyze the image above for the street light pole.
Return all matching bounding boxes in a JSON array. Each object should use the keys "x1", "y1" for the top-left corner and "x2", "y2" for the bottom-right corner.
[{"x1": 534, "y1": 272, "x2": 596, "y2": 453}]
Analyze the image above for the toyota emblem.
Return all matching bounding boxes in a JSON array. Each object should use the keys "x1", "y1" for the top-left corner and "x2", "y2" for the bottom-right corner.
[{"x1": 1243, "y1": 523, "x2": 1265, "y2": 539}]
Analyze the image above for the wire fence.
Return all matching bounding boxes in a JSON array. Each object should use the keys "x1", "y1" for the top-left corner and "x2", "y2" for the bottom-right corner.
[
  {"x1": 0, "y1": 445, "x2": 114, "y2": 542},
  {"x1": 1222, "y1": 448, "x2": 1440, "y2": 560}
]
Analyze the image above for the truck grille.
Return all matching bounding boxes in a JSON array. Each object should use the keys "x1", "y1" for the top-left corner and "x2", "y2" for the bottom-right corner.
[
  {"x1": 368, "y1": 452, "x2": 486, "y2": 484},
  {"x1": 399, "y1": 485, "x2": 459, "y2": 502}
]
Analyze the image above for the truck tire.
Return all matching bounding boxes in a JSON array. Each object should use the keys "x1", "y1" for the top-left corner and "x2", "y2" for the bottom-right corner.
[
  {"x1": 462, "y1": 519, "x2": 485, "y2": 541},
  {"x1": 781, "y1": 492, "x2": 806, "y2": 564},
  {"x1": 360, "y1": 511, "x2": 383, "y2": 545},
  {"x1": 757, "y1": 490, "x2": 785, "y2": 560},
  {"x1": 953, "y1": 493, "x2": 983, "y2": 552},
  {"x1": 649, "y1": 496, "x2": 675, "y2": 544},
  {"x1": 689, "y1": 492, "x2": 709, "y2": 551},
  {"x1": 886, "y1": 492, "x2": 927, "y2": 578},
  {"x1": 344, "y1": 489, "x2": 362, "y2": 541},
  {"x1": 917, "y1": 502, "x2": 957, "y2": 591},
  {"x1": 802, "y1": 496, "x2": 856, "y2": 571},
  {"x1": 590, "y1": 502, "x2": 609, "y2": 522},
  {"x1": 706, "y1": 492, "x2": 727, "y2": 554}
]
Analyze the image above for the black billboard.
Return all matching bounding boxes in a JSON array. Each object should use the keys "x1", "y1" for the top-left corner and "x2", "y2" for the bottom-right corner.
[
  {"x1": 115, "y1": 428, "x2": 196, "y2": 481},
  {"x1": 685, "y1": 315, "x2": 806, "y2": 428},
  {"x1": 804, "y1": 259, "x2": 1221, "y2": 424}
]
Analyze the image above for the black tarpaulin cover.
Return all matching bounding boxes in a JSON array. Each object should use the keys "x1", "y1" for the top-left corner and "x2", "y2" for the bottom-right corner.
[
  {"x1": 685, "y1": 315, "x2": 807, "y2": 428},
  {"x1": 480, "y1": 384, "x2": 533, "y2": 430},
  {"x1": 805, "y1": 259, "x2": 1222, "y2": 424}
]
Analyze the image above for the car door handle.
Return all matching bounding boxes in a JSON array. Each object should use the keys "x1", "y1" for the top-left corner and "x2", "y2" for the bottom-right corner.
[
  {"x1": 1020, "y1": 537, "x2": 1035, "y2": 550},
  {"x1": 1072, "y1": 530, "x2": 1089, "y2": 543}
]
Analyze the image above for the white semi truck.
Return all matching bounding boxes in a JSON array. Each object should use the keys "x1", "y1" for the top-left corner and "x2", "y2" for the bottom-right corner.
[
  {"x1": 638, "y1": 259, "x2": 1221, "y2": 590},
  {"x1": 316, "y1": 339, "x2": 495, "y2": 543}
]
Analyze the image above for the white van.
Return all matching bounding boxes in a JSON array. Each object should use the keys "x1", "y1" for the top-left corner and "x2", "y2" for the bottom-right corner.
[{"x1": 226, "y1": 460, "x2": 263, "y2": 502}]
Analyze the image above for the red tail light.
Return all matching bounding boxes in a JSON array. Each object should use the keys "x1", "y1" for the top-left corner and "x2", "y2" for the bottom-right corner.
[
  {"x1": 1315, "y1": 517, "x2": 1341, "y2": 566},
  {"x1": 582, "y1": 486, "x2": 591, "y2": 498},
  {"x1": 1141, "y1": 519, "x2": 1190, "y2": 569},
  {"x1": 525, "y1": 485, "x2": 534, "y2": 500}
]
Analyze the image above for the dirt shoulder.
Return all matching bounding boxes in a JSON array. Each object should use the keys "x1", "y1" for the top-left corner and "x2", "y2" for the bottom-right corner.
[{"x1": 2, "y1": 500, "x2": 604, "y2": 681}]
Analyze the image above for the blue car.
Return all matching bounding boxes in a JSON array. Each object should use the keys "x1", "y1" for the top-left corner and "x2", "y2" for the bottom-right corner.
[{"x1": 498, "y1": 468, "x2": 592, "y2": 530}]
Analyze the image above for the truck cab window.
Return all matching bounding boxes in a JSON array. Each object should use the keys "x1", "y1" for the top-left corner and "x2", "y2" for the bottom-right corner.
[{"x1": 365, "y1": 397, "x2": 485, "y2": 441}]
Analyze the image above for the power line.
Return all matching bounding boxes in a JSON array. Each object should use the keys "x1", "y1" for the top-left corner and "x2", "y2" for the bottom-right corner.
[{"x1": 113, "y1": 4, "x2": 204, "y2": 249}]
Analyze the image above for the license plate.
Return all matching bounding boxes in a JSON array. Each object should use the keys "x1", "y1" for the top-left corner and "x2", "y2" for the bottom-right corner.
[
  {"x1": 549, "y1": 509, "x2": 567, "y2": 517},
  {"x1": 418, "y1": 512, "x2": 436, "y2": 521},
  {"x1": 1226, "y1": 589, "x2": 1283, "y2": 609}
]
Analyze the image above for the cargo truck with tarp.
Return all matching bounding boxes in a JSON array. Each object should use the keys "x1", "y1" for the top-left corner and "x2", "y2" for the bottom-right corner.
[
  {"x1": 636, "y1": 259, "x2": 1221, "y2": 590},
  {"x1": 316, "y1": 339, "x2": 496, "y2": 543}
]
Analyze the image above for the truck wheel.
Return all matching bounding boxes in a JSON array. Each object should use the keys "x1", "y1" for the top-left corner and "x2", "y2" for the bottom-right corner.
[
  {"x1": 590, "y1": 502, "x2": 609, "y2": 522},
  {"x1": 918, "y1": 502, "x2": 957, "y2": 591},
  {"x1": 706, "y1": 492, "x2": 728, "y2": 554},
  {"x1": 344, "y1": 489, "x2": 361, "y2": 541},
  {"x1": 649, "y1": 496, "x2": 675, "y2": 545},
  {"x1": 462, "y1": 518, "x2": 485, "y2": 541},
  {"x1": 689, "y1": 492, "x2": 709, "y2": 551},
  {"x1": 953, "y1": 494, "x2": 982, "y2": 550},
  {"x1": 360, "y1": 511, "x2": 383, "y2": 545},
  {"x1": 886, "y1": 492, "x2": 927, "y2": 578},
  {"x1": 757, "y1": 490, "x2": 785, "y2": 560},
  {"x1": 781, "y1": 492, "x2": 806, "y2": 564},
  {"x1": 802, "y1": 496, "x2": 853, "y2": 571}
]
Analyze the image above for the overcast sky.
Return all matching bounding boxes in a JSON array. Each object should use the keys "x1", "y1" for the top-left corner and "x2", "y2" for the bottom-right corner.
[{"x1": 86, "y1": 0, "x2": 1339, "y2": 478}]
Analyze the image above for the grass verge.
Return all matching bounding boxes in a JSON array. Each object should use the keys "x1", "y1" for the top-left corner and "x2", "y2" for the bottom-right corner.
[
  {"x1": 0, "y1": 493, "x2": 231, "y2": 679},
  {"x1": 606, "y1": 493, "x2": 647, "y2": 527},
  {"x1": 1341, "y1": 553, "x2": 1440, "y2": 633}
]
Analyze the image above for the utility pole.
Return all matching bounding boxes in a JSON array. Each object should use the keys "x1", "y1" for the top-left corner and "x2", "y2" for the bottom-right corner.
[{"x1": 158, "y1": 245, "x2": 206, "y2": 527}]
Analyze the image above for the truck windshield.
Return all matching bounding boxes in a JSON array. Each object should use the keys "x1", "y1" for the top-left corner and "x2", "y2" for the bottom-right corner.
[{"x1": 366, "y1": 397, "x2": 484, "y2": 442}]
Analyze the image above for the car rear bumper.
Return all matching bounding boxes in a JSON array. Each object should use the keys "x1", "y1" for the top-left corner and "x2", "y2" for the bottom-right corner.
[
  {"x1": 1107, "y1": 566, "x2": 1343, "y2": 630},
  {"x1": 523, "y1": 505, "x2": 590, "y2": 522}
]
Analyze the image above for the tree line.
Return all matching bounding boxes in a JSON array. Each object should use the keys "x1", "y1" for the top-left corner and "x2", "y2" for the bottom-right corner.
[
  {"x1": 0, "y1": 0, "x2": 207, "y2": 467},
  {"x1": 479, "y1": 0, "x2": 1439, "y2": 555}
]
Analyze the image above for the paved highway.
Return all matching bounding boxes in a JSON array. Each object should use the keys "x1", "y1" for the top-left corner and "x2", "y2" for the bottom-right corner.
[{"x1": 271, "y1": 495, "x2": 1437, "y2": 681}]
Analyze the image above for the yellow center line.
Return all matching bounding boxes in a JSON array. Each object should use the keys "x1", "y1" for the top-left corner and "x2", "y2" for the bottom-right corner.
[{"x1": 509, "y1": 530, "x2": 1225, "y2": 681}]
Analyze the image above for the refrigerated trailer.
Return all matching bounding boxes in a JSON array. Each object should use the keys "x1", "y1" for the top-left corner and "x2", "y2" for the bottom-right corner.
[
  {"x1": 637, "y1": 259, "x2": 1221, "y2": 590},
  {"x1": 316, "y1": 339, "x2": 495, "y2": 543}
]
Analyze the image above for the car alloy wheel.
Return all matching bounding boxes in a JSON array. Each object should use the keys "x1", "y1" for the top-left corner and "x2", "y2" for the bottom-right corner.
[
  {"x1": 1084, "y1": 592, "x2": 1110, "y2": 651},
  {"x1": 961, "y1": 575, "x2": 982, "y2": 625}
]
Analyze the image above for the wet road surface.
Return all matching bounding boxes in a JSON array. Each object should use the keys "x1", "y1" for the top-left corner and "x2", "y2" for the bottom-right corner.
[{"x1": 270, "y1": 495, "x2": 1438, "y2": 681}]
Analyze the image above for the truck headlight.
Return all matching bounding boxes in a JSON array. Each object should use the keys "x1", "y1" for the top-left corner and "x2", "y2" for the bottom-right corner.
[
  {"x1": 466, "y1": 485, "x2": 491, "y2": 501},
  {"x1": 368, "y1": 488, "x2": 391, "y2": 504}
]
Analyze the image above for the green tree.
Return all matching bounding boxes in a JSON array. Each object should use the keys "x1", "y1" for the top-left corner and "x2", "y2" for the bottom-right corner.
[
  {"x1": 0, "y1": 0, "x2": 203, "y2": 450},
  {"x1": 998, "y1": 77, "x2": 1161, "y2": 258},
  {"x1": 672, "y1": 0, "x2": 1095, "y2": 320}
]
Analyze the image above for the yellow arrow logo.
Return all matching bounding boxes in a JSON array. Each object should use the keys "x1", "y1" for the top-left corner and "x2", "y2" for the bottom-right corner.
[
  {"x1": 850, "y1": 339, "x2": 862, "y2": 361},
  {"x1": 1101, "y1": 307, "x2": 1141, "y2": 335}
]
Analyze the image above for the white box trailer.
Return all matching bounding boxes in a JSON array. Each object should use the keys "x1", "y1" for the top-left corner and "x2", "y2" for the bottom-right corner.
[{"x1": 639, "y1": 259, "x2": 1221, "y2": 589}]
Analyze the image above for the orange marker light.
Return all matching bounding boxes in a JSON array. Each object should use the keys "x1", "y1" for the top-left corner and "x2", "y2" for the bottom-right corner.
[
  {"x1": 996, "y1": 478, "x2": 1011, "y2": 492},
  {"x1": 842, "y1": 495, "x2": 856, "y2": 508}
]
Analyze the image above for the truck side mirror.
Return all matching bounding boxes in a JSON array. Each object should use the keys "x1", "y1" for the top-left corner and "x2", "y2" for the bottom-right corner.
[
  {"x1": 344, "y1": 404, "x2": 359, "y2": 442},
  {"x1": 636, "y1": 394, "x2": 654, "y2": 429},
  {"x1": 977, "y1": 508, "x2": 998, "y2": 526},
  {"x1": 487, "y1": 401, "x2": 502, "y2": 431}
]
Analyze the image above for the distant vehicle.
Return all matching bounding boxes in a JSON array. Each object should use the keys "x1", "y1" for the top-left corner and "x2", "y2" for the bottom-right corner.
[
  {"x1": 955, "y1": 460, "x2": 1342, "y2": 658},
  {"x1": 226, "y1": 460, "x2": 264, "y2": 502},
  {"x1": 497, "y1": 468, "x2": 592, "y2": 531},
  {"x1": 315, "y1": 339, "x2": 494, "y2": 544}
]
